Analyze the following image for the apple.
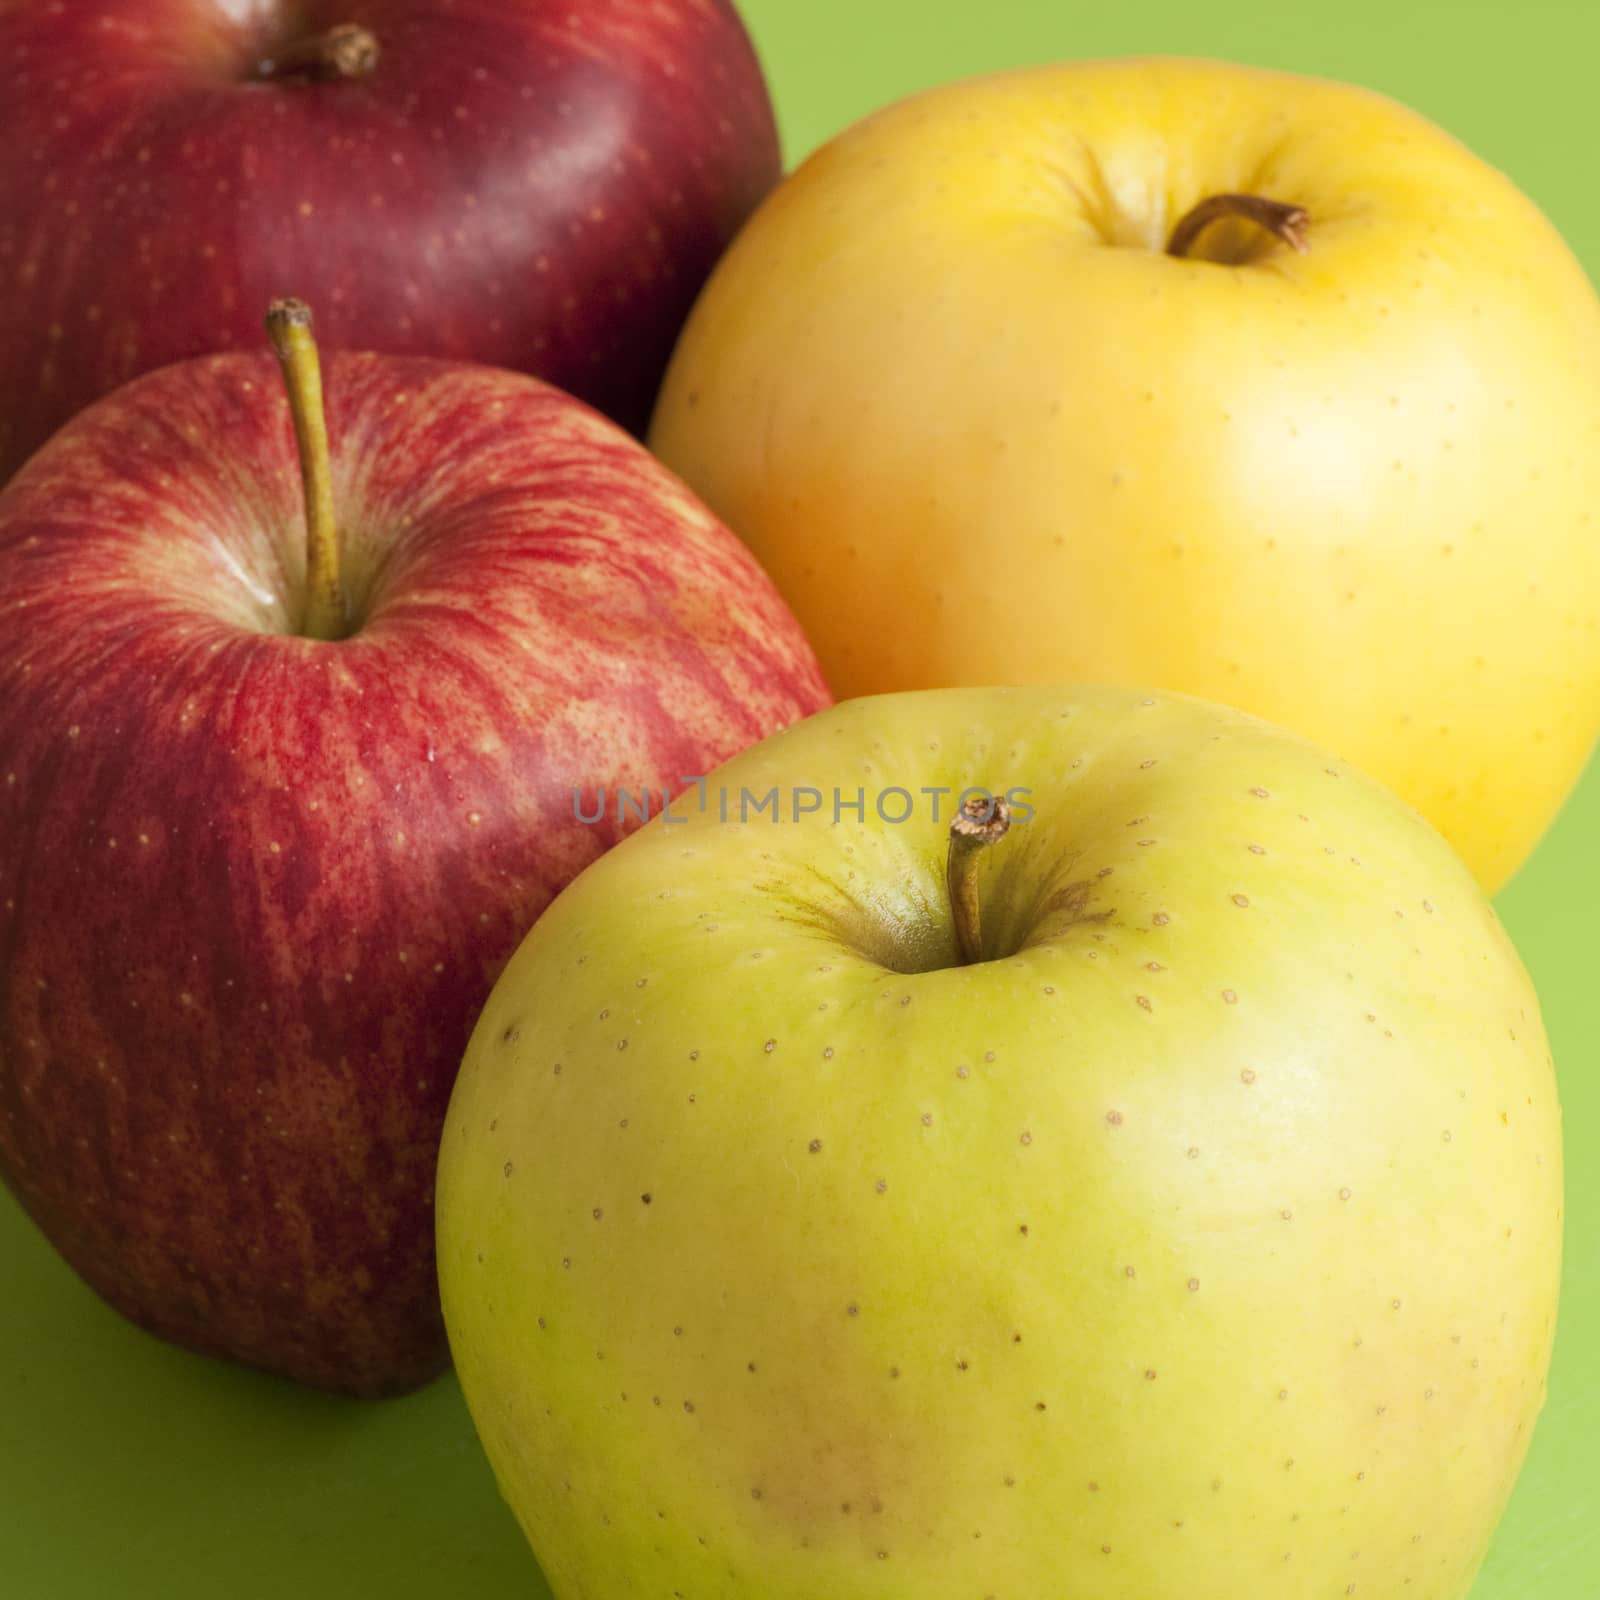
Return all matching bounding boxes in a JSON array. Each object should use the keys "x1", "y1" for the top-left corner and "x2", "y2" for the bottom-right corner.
[
  {"x1": 0, "y1": 0, "x2": 781, "y2": 482},
  {"x1": 438, "y1": 684, "x2": 1562, "y2": 1599},
  {"x1": 648, "y1": 57, "x2": 1600, "y2": 893},
  {"x1": 0, "y1": 300, "x2": 829, "y2": 1397}
]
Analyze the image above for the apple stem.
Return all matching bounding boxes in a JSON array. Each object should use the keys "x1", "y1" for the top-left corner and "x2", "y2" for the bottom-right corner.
[
  {"x1": 255, "y1": 24, "x2": 380, "y2": 82},
  {"x1": 1166, "y1": 193, "x2": 1310, "y2": 259},
  {"x1": 266, "y1": 300, "x2": 347, "y2": 642},
  {"x1": 947, "y1": 794, "x2": 1012, "y2": 966}
]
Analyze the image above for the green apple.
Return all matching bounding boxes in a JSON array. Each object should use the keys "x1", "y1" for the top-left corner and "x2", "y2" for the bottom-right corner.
[{"x1": 438, "y1": 685, "x2": 1561, "y2": 1599}]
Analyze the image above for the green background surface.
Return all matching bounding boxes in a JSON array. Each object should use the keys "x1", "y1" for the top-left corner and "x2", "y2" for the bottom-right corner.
[{"x1": 3, "y1": 0, "x2": 1597, "y2": 1593}]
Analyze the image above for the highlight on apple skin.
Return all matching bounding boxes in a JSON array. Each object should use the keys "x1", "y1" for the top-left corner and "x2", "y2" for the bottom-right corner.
[
  {"x1": 0, "y1": 315, "x2": 830, "y2": 1397},
  {"x1": 439, "y1": 684, "x2": 1561, "y2": 1600},
  {"x1": 649, "y1": 55, "x2": 1600, "y2": 894},
  {"x1": 0, "y1": 0, "x2": 782, "y2": 482}
]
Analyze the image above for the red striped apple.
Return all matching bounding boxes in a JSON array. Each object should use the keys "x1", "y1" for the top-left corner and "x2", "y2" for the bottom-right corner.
[
  {"x1": 0, "y1": 301, "x2": 828, "y2": 1396},
  {"x1": 0, "y1": 0, "x2": 780, "y2": 481}
]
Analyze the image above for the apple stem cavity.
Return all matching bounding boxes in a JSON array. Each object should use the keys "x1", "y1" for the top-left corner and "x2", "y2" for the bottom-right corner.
[
  {"x1": 1165, "y1": 193, "x2": 1310, "y2": 259},
  {"x1": 947, "y1": 793, "x2": 1012, "y2": 966},
  {"x1": 255, "y1": 23, "x2": 380, "y2": 83},
  {"x1": 266, "y1": 299, "x2": 349, "y2": 642}
]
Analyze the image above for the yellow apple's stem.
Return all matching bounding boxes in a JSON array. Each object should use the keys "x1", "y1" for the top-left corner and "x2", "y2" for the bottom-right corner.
[
  {"x1": 1166, "y1": 193, "x2": 1310, "y2": 259},
  {"x1": 255, "y1": 24, "x2": 380, "y2": 81},
  {"x1": 266, "y1": 299, "x2": 347, "y2": 642},
  {"x1": 947, "y1": 793, "x2": 1012, "y2": 966}
]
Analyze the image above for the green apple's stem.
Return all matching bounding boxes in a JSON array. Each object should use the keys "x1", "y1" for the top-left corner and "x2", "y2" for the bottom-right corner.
[
  {"x1": 255, "y1": 24, "x2": 380, "y2": 82},
  {"x1": 1166, "y1": 193, "x2": 1310, "y2": 259},
  {"x1": 266, "y1": 299, "x2": 347, "y2": 642},
  {"x1": 947, "y1": 794, "x2": 1012, "y2": 966}
]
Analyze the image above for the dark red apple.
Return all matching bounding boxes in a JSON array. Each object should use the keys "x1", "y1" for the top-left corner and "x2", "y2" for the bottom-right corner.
[
  {"x1": 0, "y1": 0, "x2": 780, "y2": 482},
  {"x1": 0, "y1": 301, "x2": 829, "y2": 1396}
]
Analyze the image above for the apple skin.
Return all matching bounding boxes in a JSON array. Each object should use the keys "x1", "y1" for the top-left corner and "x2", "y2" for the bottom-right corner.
[
  {"x1": 0, "y1": 0, "x2": 780, "y2": 482},
  {"x1": 438, "y1": 685, "x2": 1561, "y2": 1599},
  {"x1": 0, "y1": 349, "x2": 829, "y2": 1397},
  {"x1": 649, "y1": 57, "x2": 1600, "y2": 893}
]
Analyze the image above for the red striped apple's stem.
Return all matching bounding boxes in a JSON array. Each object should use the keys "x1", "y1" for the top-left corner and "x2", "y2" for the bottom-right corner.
[
  {"x1": 255, "y1": 24, "x2": 380, "y2": 82},
  {"x1": 266, "y1": 300, "x2": 348, "y2": 642},
  {"x1": 1166, "y1": 194, "x2": 1310, "y2": 259},
  {"x1": 947, "y1": 793, "x2": 1012, "y2": 966}
]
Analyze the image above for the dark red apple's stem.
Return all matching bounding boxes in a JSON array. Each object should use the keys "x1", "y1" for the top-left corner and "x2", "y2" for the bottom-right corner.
[
  {"x1": 1166, "y1": 193, "x2": 1310, "y2": 259},
  {"x1": 255, "y1": 24, "x2": 379, "y2": 82},
  {"x1": 266, "y1": 300, "x2": 347, "y2": 642},
  {"x1": 947, "y1": 794, "x2": 1011, "y2": 966}
]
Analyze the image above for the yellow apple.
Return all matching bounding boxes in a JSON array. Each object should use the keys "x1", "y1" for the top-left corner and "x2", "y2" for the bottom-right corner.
[
  {"x1": 649, "y1": 57, "x2": 1600, "y2": 891},
  {"x1": 438, "y1": 684, "x2": 1562, "y2": 1600}
]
